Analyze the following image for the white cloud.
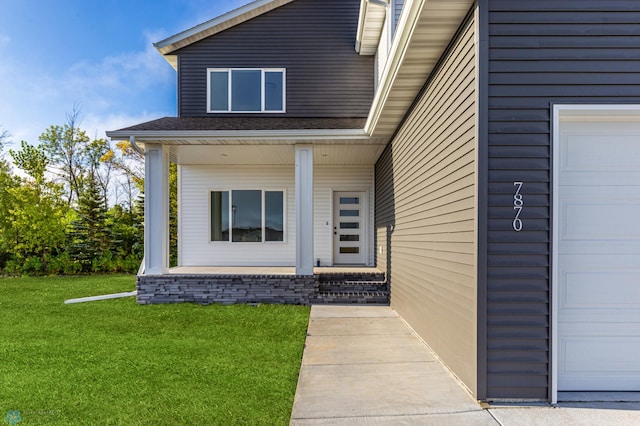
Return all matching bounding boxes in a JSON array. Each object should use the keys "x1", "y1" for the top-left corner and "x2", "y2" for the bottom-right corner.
[
  {"x1": 0, "y1": 32, "x2": 174, "y2": 150},
  {"x1": 82, "y1": 111, "x2": 164, "y2": 141},
  {"x1": 63, "y1": 32, "x2": 174, "y2": 108}
]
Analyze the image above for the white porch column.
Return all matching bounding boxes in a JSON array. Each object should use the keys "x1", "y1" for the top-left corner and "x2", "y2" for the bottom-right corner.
[
  {"x1": 295, "y1": 144, "x2": 314, "y2": 275},
  {"x1": 144, "y1": 143, "x2": 169, "y2": 275}
]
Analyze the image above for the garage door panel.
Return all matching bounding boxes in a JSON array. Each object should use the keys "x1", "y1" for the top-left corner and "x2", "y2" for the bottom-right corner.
[
  {"x1": 561, "y1": 122, "x2": 640, "y2": 180},
  {"x1": 558, "y1": 118, "x2": 640, "y2": 391},
  {"x1": 560, "y1": 335, "x2": 640, "y2": 391},
  {"x1": 559, "y1": 186, "x2": 640, "y2": 242},
  {"x1": 560, "y1": 269, "x2": 640, "y2": 311}
]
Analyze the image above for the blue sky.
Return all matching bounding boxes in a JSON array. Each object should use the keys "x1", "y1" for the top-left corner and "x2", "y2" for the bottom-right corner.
[{"x1": 0, "y1": 0, "x2": 251, "y2": 148}]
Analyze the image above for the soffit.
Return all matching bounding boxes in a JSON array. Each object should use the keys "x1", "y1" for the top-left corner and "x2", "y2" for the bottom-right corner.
[
  {"x1": 356, "y1": 0, "x2": 388, "y2": 55},
  {"x1": 175, "y1": 144, "x2": 386, "y2": 165},
  {"x1": 367, "y1": 0, "x2": 475, "y2": 138}
]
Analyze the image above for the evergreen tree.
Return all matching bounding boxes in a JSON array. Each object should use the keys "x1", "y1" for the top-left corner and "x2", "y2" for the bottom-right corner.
[{"x1": 69, "y1": 174, "x2": 108, "y2": 272}]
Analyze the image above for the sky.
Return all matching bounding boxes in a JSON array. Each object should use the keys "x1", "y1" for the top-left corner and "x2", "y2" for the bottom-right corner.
[{"x1": 0, "y1": 0, "x2": 252, "y2": 150}]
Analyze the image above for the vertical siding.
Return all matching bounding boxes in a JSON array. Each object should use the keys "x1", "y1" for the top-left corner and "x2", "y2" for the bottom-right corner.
[
  {"x1": 179, "y1": 164, "x2": 374, "y2": 267},
  {"x1": 485, "y1": 0, "x2": 640, "y2": 399},
  {"x1": 176, "y1": 0, "x2": 374, "y2": 118},
  {"x1": 375, "y1": 15, "x2": 478, "y2": 393}
]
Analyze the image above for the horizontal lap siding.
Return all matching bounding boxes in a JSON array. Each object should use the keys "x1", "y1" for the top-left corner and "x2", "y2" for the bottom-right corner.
[
  {"x1": 375, "y1": 15, "x2": 478, "y2": 394},
  {"x1": 179, "y1": 165, "x2": 374, "y2": 267},
  {"x1": 486, "y1": 0, "x2": 640, "y2": 399},
  {"x1": 179, "y1": 165, "x2": 296, "y2": 266},
  {"x1": 177, "y1": 0, "x2": 373, "y2": 117}
]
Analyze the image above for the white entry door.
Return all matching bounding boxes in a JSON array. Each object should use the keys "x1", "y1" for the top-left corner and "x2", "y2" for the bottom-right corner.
[
  {"x1": 557, "y1": 119, "x2": 640, "y2": 391},
  {"x1": 333, "y1": 192, "x2": 366, "y2": 265}
]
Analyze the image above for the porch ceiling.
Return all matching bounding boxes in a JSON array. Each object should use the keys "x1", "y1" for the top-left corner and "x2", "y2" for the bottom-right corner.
[{"x1": 174, "y1": 143, "x2": 386, "y2": 165}]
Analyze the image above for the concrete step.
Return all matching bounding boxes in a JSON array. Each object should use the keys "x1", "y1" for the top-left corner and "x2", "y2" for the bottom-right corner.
[
  {"x1": 317, "y1": 272, "x2": 386, "y2": 283},
  {"x1": 313, "y1": 291, "x2": 389, "y2": 305},
  {"x1": 318, "y1": 281, "x2": 388, "y2": 293}
]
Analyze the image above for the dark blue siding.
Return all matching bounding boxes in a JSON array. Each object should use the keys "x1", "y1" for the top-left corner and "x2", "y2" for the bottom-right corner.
[
  {"x1": 486, "y1": 0, "x2": 640, "y2": 399},
  {"x1": 175, "y1": 0, "x2": 374, "y2": 118}
]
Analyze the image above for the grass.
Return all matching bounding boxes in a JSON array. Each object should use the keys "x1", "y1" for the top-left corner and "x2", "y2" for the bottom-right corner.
[{"x1": 0, "y1": 275, "x2": 310, "y2": 425}]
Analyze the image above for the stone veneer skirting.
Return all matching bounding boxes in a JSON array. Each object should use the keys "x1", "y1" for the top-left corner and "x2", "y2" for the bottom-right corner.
[{"x1": 137, "y1": 274, "x2": 319, "y2": 305}]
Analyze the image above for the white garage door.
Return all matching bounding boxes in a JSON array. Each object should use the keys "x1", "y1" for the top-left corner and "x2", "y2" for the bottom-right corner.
[{"x1": 558, "y1": 119, "x2": 640, "y2": 391}]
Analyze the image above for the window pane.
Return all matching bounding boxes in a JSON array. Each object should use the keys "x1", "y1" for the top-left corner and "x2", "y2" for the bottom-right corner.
[
  {"x1": 340, "y1": 209, "x2": 359, "y2": 217},
  {"x1": 340, "y1": 222, "x2": 359, "y2": 229},
  {"x1": 210, "y1": 72, "x2": 229, "y2": 111},
  {"x1": 340, "y1": 247, "x2": 360, "y2": 254},
  {"x1": 231, "y1": 70, "x2": 261, "y2": 111},
  {"x1": 340, "y1": 235, "x2": 359, "y2": 242},
  {"x1": 264, "y1": 71, "x2": 283, "y2": 111},
  {"x1": 340, "y1": 197, "x2": 360, "y2": 204},
  {"x1": 265, "y1": 191, "x2": 284, "y2": 242},
  {"x1": 232, "y1": 190, "x2": 262, "y2": 242},
  {"x1": 211, "y1": 191, "x2": 229, "y2": 241}
]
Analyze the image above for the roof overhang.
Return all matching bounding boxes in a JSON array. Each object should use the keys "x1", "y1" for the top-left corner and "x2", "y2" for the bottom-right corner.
[
  {"x1": 106, "y1": 128, "x2": 373, "y2": 144},
  {"x1": 355, "y1": 0, "x2": 389, "y2": 55},
  {"x1": 365, "y1": 0, "x2": 475, "y2": 137},
  {"x1": 154, "y1": 0, "x2": 295, "y2": 70}
]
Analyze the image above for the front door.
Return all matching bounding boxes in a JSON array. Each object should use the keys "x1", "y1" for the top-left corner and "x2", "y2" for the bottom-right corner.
[{"x1": 333, "y1": 192, "x2": 366, "y2": 265}]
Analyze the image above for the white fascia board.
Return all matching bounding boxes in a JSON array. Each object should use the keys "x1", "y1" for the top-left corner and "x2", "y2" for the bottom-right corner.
[
  {"x1": 154, "y1": 0, "x2": 294, "y2": 57},
  {"x1": 106, "y1": 128, "x2": 369, "y2": 142},
  {"x1": 364, "y1": 0, "x2": 424, "y2": 135}
]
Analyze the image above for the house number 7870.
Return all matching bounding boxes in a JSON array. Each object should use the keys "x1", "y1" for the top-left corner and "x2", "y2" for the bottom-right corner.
[{"x1": 513, "y1": 181, "x2": 523, "y2": 232}]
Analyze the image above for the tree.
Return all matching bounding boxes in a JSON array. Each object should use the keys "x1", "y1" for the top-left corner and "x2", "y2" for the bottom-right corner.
[
  {"x1": 83, "y1": 137, "x2": 111, "y2": 209},
  {"x1": 0, "y1": 126, "x2": 9, "y2": 153},
  {"x1": 6, "y1": 141, "x2": 67, "y2": 274},
  {"x1": 100, "y1": 139, "x2": 143, "y2": 211},
  {"x1": 0, "y1": 160, "x2": 20, "y2": 269},
  {"x1": 39, "y1": 106, "x2": 90, "y2": 205},
  {"x1": 69, "y1": 174, "x2": 109, "y2": 272},
  {"x1": 9, "y1": 141, "x2": 49, "y2": 188}
]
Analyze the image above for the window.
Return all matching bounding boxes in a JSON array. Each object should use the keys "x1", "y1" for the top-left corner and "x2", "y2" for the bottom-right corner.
[
  {"x1": 210, "y1": 190, "x2": 285, "y2": 242},
  {"x1": 207, "y1": 68, "x2": 285, "y2": 113}
]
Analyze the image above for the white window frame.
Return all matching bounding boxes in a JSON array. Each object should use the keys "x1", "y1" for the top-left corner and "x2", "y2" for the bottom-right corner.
[
  {"x1": 207, "y1": 68, "x2": 286, "y2": 113},
  {"x1": 209, "y1": 189, "x2": 287, "y2": 243}
]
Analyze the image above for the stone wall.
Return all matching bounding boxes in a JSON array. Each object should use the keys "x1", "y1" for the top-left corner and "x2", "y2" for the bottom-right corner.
[{"x1": 137, "y1": 274, "x2": 318, "y2": 305}]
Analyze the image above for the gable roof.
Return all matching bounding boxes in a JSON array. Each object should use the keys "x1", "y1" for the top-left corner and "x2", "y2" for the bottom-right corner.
[{"x1": 154, "y1": 0, "x2": 295, "y2": 69}]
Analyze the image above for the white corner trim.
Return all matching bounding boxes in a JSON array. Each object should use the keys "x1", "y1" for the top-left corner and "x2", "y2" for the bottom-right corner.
[{"x1": 551, "y1": 104, "x2": 561, "y2": 406}]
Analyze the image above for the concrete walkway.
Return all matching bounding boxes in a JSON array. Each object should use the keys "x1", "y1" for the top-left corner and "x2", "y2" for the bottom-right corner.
[
  {"x1": 290, "y1": 305, "x2": 640, "y2": 425},
  {"x1": 290, "y1": 305, "x2": 495, "y2": 425}
]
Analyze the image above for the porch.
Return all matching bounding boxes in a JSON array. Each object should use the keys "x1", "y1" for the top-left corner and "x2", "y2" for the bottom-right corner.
[{"x1": 138, "y1": 266, "x2": 388, "y2": 305}]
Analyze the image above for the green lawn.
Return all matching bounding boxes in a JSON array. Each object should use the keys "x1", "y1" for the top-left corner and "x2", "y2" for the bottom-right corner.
[{"x1": 0, "y1": 276, "x2": 310, "y2": 425}]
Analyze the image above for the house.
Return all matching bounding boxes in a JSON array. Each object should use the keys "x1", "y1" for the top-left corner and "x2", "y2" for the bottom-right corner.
[{"x1": 107, "y1": 0, "x2": 640, "y2": 404}]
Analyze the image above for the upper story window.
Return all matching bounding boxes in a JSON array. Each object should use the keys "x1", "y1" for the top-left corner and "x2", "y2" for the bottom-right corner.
[{"x1": 207, "y1": 68, "x2": 286, "y2": 113}]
